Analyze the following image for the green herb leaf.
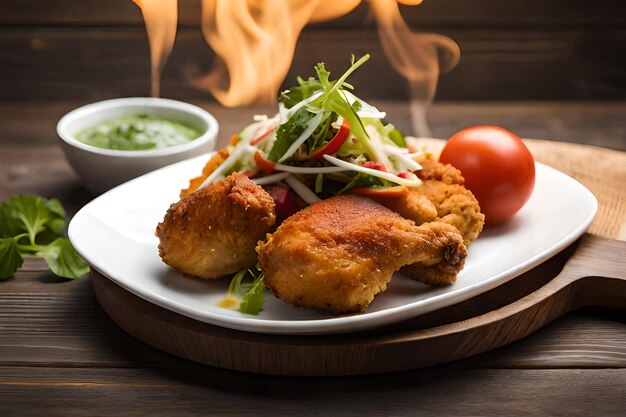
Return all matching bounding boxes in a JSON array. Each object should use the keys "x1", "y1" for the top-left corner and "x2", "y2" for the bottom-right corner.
[
  {"x1": 45, "y1": 198, "x2": 66, "y2": 219},
  {"x1": 0, "y1": 238, "x2": 24, "y2": 280},
  {"x1": 37, "y1": 238, "x2": 89, "y2": 279},
  {"x1": 334, "y1": 172, "x2": 391, "y2": 195},
  {"x1": 224, "y1": 267, "x2": 266, "y2": 315},
  {"x1": 0, "y1": 195, "x2": 87, "y2": 281},
  {"x1": 309, "y1": 55, "x2": 376, "y2": 159},
  {"x1": 227, "y1": 269, "x2": 252, "y2": 298},
  {"x1": 0, "y1": 195, "x2": 65, "y2": 244},
  {"x1": 239, "y1": 274, "x2": 265, "y2": 315},
  {"x1": 268, "y1": 107, "x2": 316, "y2": 162},
  {"x1": 279, "y1": 76, "x2": 323, "y2": 109},
  {"x1": 307, "y1": 112, "x2": 337, "y2": 152}
]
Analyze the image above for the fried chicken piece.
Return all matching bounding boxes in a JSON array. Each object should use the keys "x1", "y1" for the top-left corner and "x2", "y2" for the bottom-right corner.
[
  {"x1": 418, "y1": 181, "x2": 484, "y2": 246},
  {"x1": 416, "y1": 158, "x2": 485, "y2": 245},
  {"x1": 368, "y1": 157, "x2": 485, "y2": 245},
  {"x1": 156, "y1": 173, "x2": 276, "y2": 280},
  {"x1": 256, "y1": 195, "x2": 466, "y2": 314}
]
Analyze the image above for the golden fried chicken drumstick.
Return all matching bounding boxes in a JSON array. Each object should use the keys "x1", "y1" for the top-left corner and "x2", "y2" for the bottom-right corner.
[
  {"x1": 256, "y1": 195, "x2": 466, "y2": 315},
  {"x1": 156, "y1": 173, "x2": 276, "y2": 280}
]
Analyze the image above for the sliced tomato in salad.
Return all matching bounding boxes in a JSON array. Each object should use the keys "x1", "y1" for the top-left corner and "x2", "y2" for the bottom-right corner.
[
  {"x1": 361, "y1": 161, "x2": 388, "y2": 172},
  {"x1": 192, "y1": 54, "x2": 424, "y2": 209}
]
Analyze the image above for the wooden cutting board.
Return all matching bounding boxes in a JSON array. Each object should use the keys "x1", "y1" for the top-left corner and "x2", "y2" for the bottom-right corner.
[{"x1": 92, "y1": 139, "x2": 626, "y2": 376}]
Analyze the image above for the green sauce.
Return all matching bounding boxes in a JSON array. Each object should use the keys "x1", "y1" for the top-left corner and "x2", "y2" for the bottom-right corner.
[{"x1": 75, "y1": 114, "x2": 203, "y2": 150}]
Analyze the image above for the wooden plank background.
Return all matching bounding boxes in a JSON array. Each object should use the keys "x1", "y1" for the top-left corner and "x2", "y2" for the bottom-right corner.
[{"x1": 1, "y1": 0, "x2": 625, "y2": 102}]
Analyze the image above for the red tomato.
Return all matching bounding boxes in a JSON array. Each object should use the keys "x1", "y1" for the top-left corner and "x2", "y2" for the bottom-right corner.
[{"x1": 439, "y1": 126, "x2": 535, "y2": 225}]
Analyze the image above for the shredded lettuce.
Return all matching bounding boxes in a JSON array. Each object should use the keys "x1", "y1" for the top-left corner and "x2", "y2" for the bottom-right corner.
[{"x1": 196, "y1": 53, "x2": 423, "y2": 199}]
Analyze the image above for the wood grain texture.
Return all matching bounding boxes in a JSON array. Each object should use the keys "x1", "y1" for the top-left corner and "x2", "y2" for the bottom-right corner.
[
  {"x1": 2, "y1": 101, "x2": 625, "y2": 151},
  {"x1": 0, "y1": 109, "x2": 625, "y2": 411},
  {"x1": 1, "y1": 367, "x2": 625, "y2": 417},
  {"x1": 1, "y1": 251, "x2": 623, "y2": 371},
  {"x1": 2, "y1": 26, "x2": 624, "y2": 101},
  {"x1": 89, "y1": 234, "x2": 626, "y2": 375}
]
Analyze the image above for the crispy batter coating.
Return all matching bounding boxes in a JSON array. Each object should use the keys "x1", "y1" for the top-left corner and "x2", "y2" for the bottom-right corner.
[
  {"x1": 156, "y1": 173, "x2": 276, "y2": 280},
  {"x1": 256, "y1": 195, "x2": 466, "y2": 314},
  {"x1": 368, "y1": 157, "x2": 485, "y2": 246}
]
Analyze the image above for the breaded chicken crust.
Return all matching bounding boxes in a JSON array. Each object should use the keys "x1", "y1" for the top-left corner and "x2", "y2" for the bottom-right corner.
[
  {"x1": 367, "y1": 157, "x2": 485, "y2": 245},
  {"x1": 156, "y1": 173, "x2": 276, "y2": 280},
  {"x1": 256, "y1": 195, "x2": 466, "y2": 314}
]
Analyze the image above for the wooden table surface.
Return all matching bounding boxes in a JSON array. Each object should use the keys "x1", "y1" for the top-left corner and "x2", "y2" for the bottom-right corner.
[{"x1": 1, "y1": 101, "x2": 625, "y2": 416}]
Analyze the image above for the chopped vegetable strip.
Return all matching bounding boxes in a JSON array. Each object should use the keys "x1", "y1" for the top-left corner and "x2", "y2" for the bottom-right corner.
[{"x1": 195, "y1": 54, "x2": 423, "y2": 207}]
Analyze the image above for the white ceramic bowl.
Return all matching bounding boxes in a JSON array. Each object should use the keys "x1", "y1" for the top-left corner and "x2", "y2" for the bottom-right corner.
[{"x1": 57, "y1": 97, "x2": 218, "y2": 194}]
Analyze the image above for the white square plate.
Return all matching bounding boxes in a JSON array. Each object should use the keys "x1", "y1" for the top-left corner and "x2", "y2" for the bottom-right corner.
[{"x1": 69, "y1": 155, "x2": 597, "y2": 335}]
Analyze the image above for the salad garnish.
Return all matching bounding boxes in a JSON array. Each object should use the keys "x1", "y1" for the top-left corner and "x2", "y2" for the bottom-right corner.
[{"x1": 197, "y1": 53, "x2": 424, "y2": 205}]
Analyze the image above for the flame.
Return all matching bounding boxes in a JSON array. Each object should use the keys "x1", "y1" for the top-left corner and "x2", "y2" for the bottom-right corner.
[
  {"x1": 369, "y1": 0, "x2": 460, "y2": 135},
  {"x1": 134, "y1": 0, "x2": 460, "y2": 135},
  {"x1": 192, "y1": 0, "x2": 360, "y2": 106},
  {"x1": 133, "y1": 0, "x2": 178, "y2": 97}
]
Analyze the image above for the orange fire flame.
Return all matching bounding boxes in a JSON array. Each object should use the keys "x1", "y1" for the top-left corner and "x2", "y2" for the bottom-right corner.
[
  {"x1": 132, "y1": 0, "x2": 178, "y2": 98},
  {"x1": 133, "y1": 0, "x2": 460, "y2": 135},
  {"x1": 369, "y1": 0, "x2": 459, "y2": 135}
]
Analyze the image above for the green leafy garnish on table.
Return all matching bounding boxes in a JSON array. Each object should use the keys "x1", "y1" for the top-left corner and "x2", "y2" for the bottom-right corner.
[{"x1": 0, "y1": 195, "x2": 89, "y2": 281}]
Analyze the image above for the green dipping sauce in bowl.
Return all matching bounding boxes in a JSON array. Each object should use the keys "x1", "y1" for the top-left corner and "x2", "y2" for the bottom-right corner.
[{"x1": 75, "y1": 114, "x2": 203, "y2": 150}]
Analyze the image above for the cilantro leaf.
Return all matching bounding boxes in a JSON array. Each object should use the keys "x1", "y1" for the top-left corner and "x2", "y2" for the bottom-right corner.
[
  {"x1": 37, "y1": 238, "x2": 89, "y2": 279},
  {"x1": 0, "y1": 238, "x2": 24, "y2": 280}
]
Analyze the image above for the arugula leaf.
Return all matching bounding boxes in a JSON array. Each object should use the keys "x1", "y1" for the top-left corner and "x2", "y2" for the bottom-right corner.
[
  {"x1": 239, "y1": 274, "x2": 265, "y2": 315},
  {"x1": 37, "y1": 238, "x2": 89, "y2": 279},
  {"x1": 279, "y1": 76, "x2": 323, "y2": 109},
  {"x1": 0, "y1": 238, "x2": 24, "y2": 280},
  {"x1": 268, "y1": 107, "x2": 316, "y2": 162},
  {"x1": 309, "y1": 55, "x2": 377, "y2": 159}
]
